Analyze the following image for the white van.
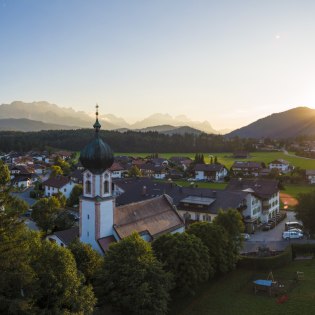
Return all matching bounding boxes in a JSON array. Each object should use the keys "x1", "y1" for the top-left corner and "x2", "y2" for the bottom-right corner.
[
  {"x1": 285, "y1": 221, "x2": 303, "y2": 231},
  {"x1": 282, "y1": 230, "x2": 303, "y2": 240}
]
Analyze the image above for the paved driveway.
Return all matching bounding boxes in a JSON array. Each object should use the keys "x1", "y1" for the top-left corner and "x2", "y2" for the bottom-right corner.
[
  {"x1": 11, "y1": 186, "x2": 37, "y2": 206},
  {"x1": 241, "y1": 211, "x2": 313, "y2": 253}
]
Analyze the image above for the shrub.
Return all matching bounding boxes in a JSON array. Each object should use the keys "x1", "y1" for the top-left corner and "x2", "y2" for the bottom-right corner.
[
  {"x1": 238, "y1": 246, "x2": 292, "y2": 270},
  {"x1": 291, "y1": 243, "x2": 315, "y2": 258}
]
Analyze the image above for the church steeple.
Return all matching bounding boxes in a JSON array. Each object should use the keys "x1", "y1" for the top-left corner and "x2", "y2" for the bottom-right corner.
[
  {"x1": 93, "y1": 104, "x2": 101, "y2": 133},
  {"x1": 79, "y1": 105, "x2": 115, "y2": 254},
  {"x1": 79, "y1": 104, "x2": 114, "y2": 174}
]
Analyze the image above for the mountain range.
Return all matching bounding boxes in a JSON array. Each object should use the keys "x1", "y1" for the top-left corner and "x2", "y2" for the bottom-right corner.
[
  {"x1": 2, "y1": 101, "x2": 315, "y2": 139},
  {"x1": 0, "y1": 101, "x2": 226, "y2": 134},
  {"x1": 227, "y1": 107, "x2": 315, "y2": 138}
]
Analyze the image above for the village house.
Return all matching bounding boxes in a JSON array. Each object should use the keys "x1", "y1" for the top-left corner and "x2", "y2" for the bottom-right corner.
[
  {"x1": 169, "y1": 156, "x2": 192, "y2": 170},
  {"x1": 231, "y1": 161, "x2": 263, "y2": 177},
  {"x1": 109, "y1": 162, "x2": 126, "y2": 178},
  {"x1": 113, "y1": 177, "x2": 247, "y2": 225},
  {"x1": 42, "y1": 175, "x2": 75, "y2": 199},
  {"x1": 9, "y1": 164, "x2": 34, "y2": 180},
  {"x1": 12, "y1": 176, "x2": 32, "y2": 189},
  {"x1": 226, "y1": 178, "x2": 280, "y2": 232},
  {"x1": 233, "y1": 151, "x2": 249, "y2": 159},
  {"x1": 268, "y1": 159, "x2": 290, "y2": 173},
  {"x1": 55, "y1": 150, "x2": 73, "y2": 160},
  {"x1": 34, "y1": 164, "x2": 46, "y2": 175},
  {"x1": 194, "y1": 163, "x2": 228, "y2": 182},
  {"x1": 306, "y1": 170, "x2": 315, "y2": 184},
  {"x1": 47, "y1": 227, "x2": 79, "y2": 247},
  {"x1": 70, "y1": 169, "x2": 83, "y2": 184},
  {"x1": 139, "y1": 163, "x2": 168, "y2": 179}
]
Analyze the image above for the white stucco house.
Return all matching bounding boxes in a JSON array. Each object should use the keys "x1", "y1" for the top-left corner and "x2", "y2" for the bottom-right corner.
[
  {"x1": 306, "y1": 170, "x2": 315, "y2": 184},
  {"x1": 42, "y1": 175, "x2": 75, "y2": 199},
  {"x1": 268, "y1": 159, "x2": 290, "y2": 173},
  {"x1": 194, "y1": 164, "x2": 228, "y2": 182}
]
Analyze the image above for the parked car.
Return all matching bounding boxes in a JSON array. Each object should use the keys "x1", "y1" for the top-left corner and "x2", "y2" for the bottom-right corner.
[
  {"x1": 287, "y1": 228, "x2": 303, "y2": 234},
  {"x1": 282, "y1": 230, "x2": 303, "y2": 240},
  {"x1": 262, "y1": 224, "x2": 272, "y2": 231},
  {"x1": 285, "y1": 221, "x2": 303, "y2": 231},
  {"x1": 241, "y1": 233, "x2": 251, "y2": 241}
]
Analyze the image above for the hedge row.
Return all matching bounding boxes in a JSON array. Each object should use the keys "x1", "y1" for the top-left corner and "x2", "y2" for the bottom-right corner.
[
  {"x1": 238, "y1": 246, "x2": 292, "y2": 270},
  {"x1": 291, "y1": 243, "x2": 315, "y2": 258}
]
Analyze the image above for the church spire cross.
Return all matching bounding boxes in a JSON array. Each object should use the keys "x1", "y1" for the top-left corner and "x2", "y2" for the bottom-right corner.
[{"x1": 93, "y1": 103, "x2": 101, "y2": 133}]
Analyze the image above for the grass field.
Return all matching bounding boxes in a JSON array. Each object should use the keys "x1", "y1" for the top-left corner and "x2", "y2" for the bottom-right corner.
[
  {"x1": 281, "y1": 184, "x2": 315, "y2": 198},
  {"x1": 117, "y1": 151, "x2": 315, "y2": 170},
  {"x1": 170, "y1": 259, "x2": 315, "y2": 315}
]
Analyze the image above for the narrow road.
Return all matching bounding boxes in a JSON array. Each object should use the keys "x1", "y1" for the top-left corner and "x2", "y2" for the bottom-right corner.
[
  {"x1": 11, "y1": 186, "x2": 37, "y2": 206},
  {"x1": 282, "y1": 149, "x2": 315, "y2": 160}
]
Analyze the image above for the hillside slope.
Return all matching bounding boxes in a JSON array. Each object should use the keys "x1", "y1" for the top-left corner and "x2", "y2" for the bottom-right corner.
[{"x1": 228, "y1": 107, "x2": 315, "y2": 138}]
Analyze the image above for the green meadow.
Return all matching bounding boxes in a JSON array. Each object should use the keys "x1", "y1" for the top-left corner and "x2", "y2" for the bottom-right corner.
[
  {"x1": 171, "y1": 259, "x2": 315, "y2": 315},
  {"x1": 117, "y1": 151, "x2": 315, "y2": 170}
]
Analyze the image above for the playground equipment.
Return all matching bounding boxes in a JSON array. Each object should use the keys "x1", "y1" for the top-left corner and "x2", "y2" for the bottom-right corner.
[{"x1": 253, "y1": 271, "x2": 285, "y2": 296}]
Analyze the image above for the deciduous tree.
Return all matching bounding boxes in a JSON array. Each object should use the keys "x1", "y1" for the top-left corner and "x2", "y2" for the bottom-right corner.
[
  {"x1": 67, "y1": 184, "x2": 83, "y2": 207},
  {"x1": 31, "y1": 196, "x2": 61, "y2": 234},
  {"x1": 69, "y1": 239, "x2": 103, "y2": 283},
  {"x1": 33, "y1": 241, "x2": 96, "y2": 314},
  {"x1": 296, "y1": 191, "x2": 315, "y2": 234},
  {"x1": 153, "y1": 232, "x2": 212, "y2": 295},
  {"x1": 100, "y1": 233, "x2": 172, "y2": 315},
  {"x1": 187, "y1": 221, "x2": 234, "y2": 274},
  {"x1": 50, "y1": 165, "x2": 63, "y2": 177}
]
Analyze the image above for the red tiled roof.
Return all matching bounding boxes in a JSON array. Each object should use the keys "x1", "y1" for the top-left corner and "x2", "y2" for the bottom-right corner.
[
  {"x1": 98, "y1": 235, "x2": 116, "y2": 252},
  {"x1": 114, "y1": 195, "x2": 184, "y2": 239},
  {"x1": 109, "y1": 162, "x2": 125, "y2": 172}
]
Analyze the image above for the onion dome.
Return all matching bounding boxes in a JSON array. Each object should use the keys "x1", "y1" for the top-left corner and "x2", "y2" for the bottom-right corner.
[{"x1": 79, "y1": 105, "x2": 114, "y2": 174}]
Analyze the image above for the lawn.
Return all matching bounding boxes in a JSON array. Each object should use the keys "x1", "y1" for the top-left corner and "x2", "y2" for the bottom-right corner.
[
  {"x1": 170, "y1": 259, "x2": 315, "y2": 315},
  {"x1": 116, "y1": 151, "x2": 315, "y2": 170},
  {"x1": 281, "y1": 184, "x2": 315, "y2": 198}
]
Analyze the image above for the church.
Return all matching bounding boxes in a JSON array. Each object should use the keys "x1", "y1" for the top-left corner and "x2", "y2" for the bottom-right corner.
[{"x1": 77, "y1": 107, "x2": 184, "y2": 253}]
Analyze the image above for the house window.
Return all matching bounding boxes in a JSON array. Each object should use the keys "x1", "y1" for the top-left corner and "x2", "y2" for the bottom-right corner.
[
  {"x1": 87, "y1": 214, "x2": 90, "y2": 220},
  {"x1": 87, "y1": 231, "x2": 89, "y2": 237},
  {"x1": 104, "y1": 180, "x2": 109, "y2": 193},
  {"x1": 196, "y1": 213, "x2": 200, "y2": 221},
  {"x1": 85, "y1": 180, "x2": 91, "y2": 194},
  {"x1": 64, "y1": 188, "x2": 66, "y2": 192},
  {"x1": 183, "y1": 212, "x2": 191, "y2": 222}
]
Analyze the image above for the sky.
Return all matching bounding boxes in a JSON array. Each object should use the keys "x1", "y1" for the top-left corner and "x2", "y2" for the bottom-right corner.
[{"x1": 1, "y1": 0, "x2": 315, "y2": 129}]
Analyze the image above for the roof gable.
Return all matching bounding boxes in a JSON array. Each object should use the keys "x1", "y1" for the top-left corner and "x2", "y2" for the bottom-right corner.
[{"x1": 114, "y1": 195, "x2": 184, "y2": 239}]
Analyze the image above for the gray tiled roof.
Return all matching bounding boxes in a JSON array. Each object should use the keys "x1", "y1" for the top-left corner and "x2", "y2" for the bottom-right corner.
[{"x1": 114, "y1": 178, "x2": 247, "y2": 214}]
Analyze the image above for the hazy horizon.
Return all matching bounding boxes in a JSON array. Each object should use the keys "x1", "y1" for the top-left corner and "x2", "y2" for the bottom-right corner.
[{"x1": 1, "y1": 1, "x2": 315, "y2": 129}]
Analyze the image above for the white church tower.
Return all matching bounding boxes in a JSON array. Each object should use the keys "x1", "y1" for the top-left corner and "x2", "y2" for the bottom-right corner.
[{"x1": 79, "y1": 105, "x2": 115, "y2": 253}]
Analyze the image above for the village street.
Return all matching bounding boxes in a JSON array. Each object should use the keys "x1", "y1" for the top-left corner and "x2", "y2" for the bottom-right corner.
[{"x1": 241, "y1": 211, "x2": 315, "y2": 253}]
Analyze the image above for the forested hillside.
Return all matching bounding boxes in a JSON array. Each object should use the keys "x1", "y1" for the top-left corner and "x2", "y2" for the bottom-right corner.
[{"x1": 0, "y1": 129, "x2": 256, "y2": 153}]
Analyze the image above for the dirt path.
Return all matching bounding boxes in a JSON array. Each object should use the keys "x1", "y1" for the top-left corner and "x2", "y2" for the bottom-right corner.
[{"x1": 280, "y1": 192, "x2": 298, "y2": 208}]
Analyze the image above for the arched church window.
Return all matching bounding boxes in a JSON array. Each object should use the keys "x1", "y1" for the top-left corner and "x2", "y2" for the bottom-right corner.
[
  {"x1": 104, "y1": 180, "x2": 109, "y2": 193},
  {"x1": 85, "y1": 180, "x2": 91, "y2": 194}
]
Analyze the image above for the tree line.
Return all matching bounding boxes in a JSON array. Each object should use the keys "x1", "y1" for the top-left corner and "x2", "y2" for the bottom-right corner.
[{"x1": 0, "y1": 129, "x2": 257, "y2": 153}]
